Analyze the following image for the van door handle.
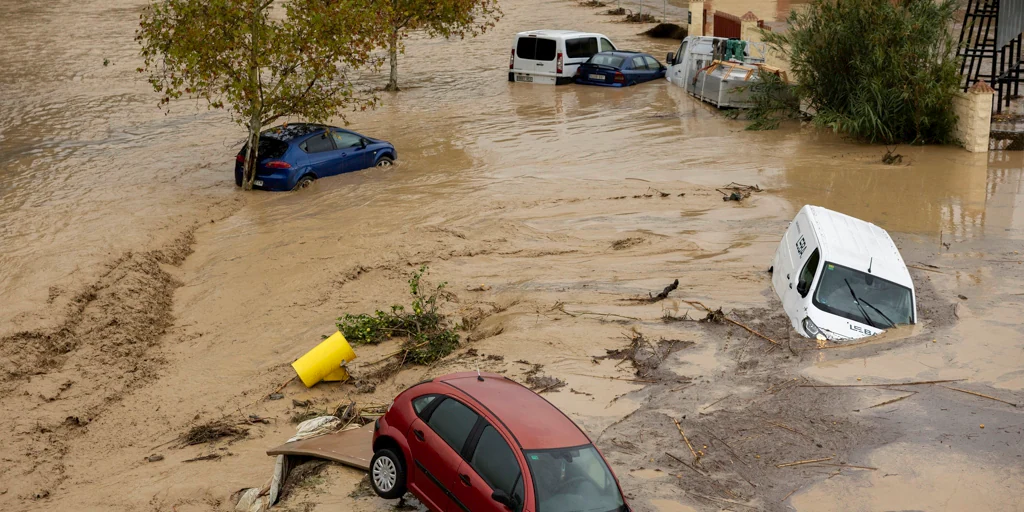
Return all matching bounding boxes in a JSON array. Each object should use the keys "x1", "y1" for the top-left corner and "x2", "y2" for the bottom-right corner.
[
  {"x1": 536, "y1": 63, "x2": 543, "y2": 66},
  {"x1": 413, "y1": 429, "x2": 424, "y2": 441},
  {"x1": 459, "y1": 473, "x2": 471, "y2": 486}
]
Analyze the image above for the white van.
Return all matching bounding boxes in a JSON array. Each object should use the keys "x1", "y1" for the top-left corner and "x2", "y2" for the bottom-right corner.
[
  {"x1": 771, "y1": 206, "x2": 917, "y2": 341},
  {"x1": 509, "y1": 30, "x2": 617, "y2": 85}
]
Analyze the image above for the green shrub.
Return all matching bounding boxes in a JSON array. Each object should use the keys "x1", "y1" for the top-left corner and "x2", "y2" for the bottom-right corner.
[
  {"x1": 761, "y1": 0, "x2": 960, "y2": 144},
  {"x1": 337, "y1": 266, "x2": 460, "y2": 366}
]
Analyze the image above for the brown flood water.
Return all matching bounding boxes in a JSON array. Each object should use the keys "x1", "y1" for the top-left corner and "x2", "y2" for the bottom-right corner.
[{"x1": 1, "y1": 0, "x2": 1023, "y2": 510}]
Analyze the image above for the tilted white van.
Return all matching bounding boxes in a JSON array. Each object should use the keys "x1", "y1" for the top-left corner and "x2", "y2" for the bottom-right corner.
[
  {"x1": 771, "y1": 205, "x2": 917, "y2": 341},
  {"x1": 509, "y1": 30, "x2": 617, "y2": 85}
]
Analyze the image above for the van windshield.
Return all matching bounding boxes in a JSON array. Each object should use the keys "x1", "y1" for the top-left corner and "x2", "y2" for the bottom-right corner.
[
  {"x1": 812, "y1": 262, "x2": 914, "y2": 329},
  {"x1": 526, "y1": 445, "x2": 625, "y2": 512}
]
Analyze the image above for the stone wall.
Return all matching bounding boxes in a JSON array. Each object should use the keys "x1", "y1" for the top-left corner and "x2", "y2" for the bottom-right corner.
[{"x1": 953, "y1": 82, "x2": 995, "y2": 152}]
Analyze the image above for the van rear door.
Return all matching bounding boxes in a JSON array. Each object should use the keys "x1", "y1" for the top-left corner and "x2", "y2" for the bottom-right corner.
[{"x1": 514, "y1": 36, "x2": 557, "y2": 76}]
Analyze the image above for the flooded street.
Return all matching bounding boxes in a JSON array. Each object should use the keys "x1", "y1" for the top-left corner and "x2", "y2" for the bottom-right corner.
[{"x1": 1, "y1": 0, "x2": 1023, "y2": 510}]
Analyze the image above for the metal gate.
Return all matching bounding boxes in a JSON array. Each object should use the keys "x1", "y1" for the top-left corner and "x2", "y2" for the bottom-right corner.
[{"x1": 713, "y1": 11, "x2": 741, "y2": 39}]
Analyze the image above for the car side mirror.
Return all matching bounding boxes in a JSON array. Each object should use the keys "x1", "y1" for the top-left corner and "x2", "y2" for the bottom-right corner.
[
  {"x1": 491, "y1": 489, "x2": 512, "y2": 509},
  {"x1": 360, "y1": 139, "x2": 367, "y2": 149},
  {"x1": 797, "y1": 281, "x2": 809, "y2": 297},
  {"x1": 666, "y1": 52, "x2": 675, "y2": 65}
]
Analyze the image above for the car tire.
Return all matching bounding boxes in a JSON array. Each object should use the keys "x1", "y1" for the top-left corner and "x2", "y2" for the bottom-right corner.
[
  {"x1": 370, "y1": 448, "x2": 407, "y2": 499},
  {"x1": 375, "y1": 156, "x2": 394, "y2": 168},
  {"x1": 293, "y1": 175, "x2": 315, "y2": 190}
]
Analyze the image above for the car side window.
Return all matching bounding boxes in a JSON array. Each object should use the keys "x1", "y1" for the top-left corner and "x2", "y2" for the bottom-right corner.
[
  {"x1": 643, "y1": 56, "x2": 660, "y2": 69},
  {"x1": 600, "y1": 38, "x2": 615, "y2": 52},
  {"x1": 426, "y1": 398, "x2": 479, "y2": 453},
  {"x1": 797, "y1": 248, "x2": 820, "y2": 298},
  {"x1": 631, "y1": 56, "x2": 647, "y2": 70},
  {"x1": 412, "y1": 395, "x2": 439, "y2": 418},
  {"x1": 470, "y1": 425, "x2": 522, "y2": 508},
  {"x1": 300, "y1": 132, "x2": 334, "y2": 154},
  {"x1": 565, "y1": 37, "x2": 598, "y2": 59},
  {"x1": 331, "y1": 130, "x2": 363, "y2": 149}
]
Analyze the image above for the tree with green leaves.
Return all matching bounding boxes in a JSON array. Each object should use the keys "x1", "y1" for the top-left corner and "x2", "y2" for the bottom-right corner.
[
  {"x1": 369, "y1": 0, "x2": 503, "y2": 91},
  {"x1": 136, "y1": 0, "x2": 383, "y2": 190},
  {"x1": 759, "y1": 0, "x2": 960, "y2": 144}
]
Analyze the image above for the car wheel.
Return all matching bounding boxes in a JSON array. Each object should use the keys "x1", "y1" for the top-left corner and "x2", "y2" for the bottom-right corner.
[
  {"x1": 370, "y1": 448, "x2": 407, "y2": 499},
  {"x1": 294, "y1": 175, "x2": 315, "y2": 190},
  {"x1": 375, "y1": 156, "x2": 394, "y2": 168}
]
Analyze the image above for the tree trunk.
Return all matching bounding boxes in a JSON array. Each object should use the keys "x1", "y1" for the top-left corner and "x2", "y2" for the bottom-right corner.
[
  {"x1": 243, "y1": 115, "x2": 261, "y2": 191},
  {"x1": 386, "y1": 29, "x2": 399, "y2": 91}
]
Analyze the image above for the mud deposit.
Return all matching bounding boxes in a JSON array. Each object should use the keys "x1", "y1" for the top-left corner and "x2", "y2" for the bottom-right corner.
[{"x1": 2, "y1": 0, "x2": 1023, "y2": 510}]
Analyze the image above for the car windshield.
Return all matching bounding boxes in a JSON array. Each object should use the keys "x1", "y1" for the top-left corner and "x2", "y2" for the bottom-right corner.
[
  {"x1": 526, "y1": 445, "x2": 625, "y2": 512},
  {"x1": 588, "y1": 54, "x2": 625, "y2": 68},
  {"x1": 812, "y1": 262, "x2": 914, "y2": 329}
]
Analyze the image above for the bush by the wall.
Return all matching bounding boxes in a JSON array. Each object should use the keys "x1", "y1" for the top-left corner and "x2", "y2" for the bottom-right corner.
[{"x1": 761, "y1": 0, "x2": 960, "y2": 144}]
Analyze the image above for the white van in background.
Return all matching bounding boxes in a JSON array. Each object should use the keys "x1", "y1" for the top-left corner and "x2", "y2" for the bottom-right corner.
[
  {"x1": 510, "y1": 30, "x2": 617, "y2": 85},
  {"x1": 771, "y1": 205, "x2": 917, "y2": 341}
]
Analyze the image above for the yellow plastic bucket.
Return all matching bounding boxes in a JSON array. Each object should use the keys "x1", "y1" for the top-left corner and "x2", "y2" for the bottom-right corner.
[{"x1": 291, "y1": 331, "x2": 357, "y2": 388}]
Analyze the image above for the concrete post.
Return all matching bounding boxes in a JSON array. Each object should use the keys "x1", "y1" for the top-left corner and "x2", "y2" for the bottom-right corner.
[
  {"x1": 689, "y1": 1, "x2": 705, "y2": 36},
  {"x1": 740, "y1": 12, "x2": 759, "y2": 41},
  {"x1": 953, "y1": 81, "x2": 995, "y2": 152}
]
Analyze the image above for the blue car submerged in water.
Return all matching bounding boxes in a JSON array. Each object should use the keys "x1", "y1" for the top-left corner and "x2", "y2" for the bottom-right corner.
[
  {"x1": 234, "y1": 123, "x2": 397, "y2": 191},
  {"x1": 574, "y1": 51, "x2": 666, "y2": 87}
]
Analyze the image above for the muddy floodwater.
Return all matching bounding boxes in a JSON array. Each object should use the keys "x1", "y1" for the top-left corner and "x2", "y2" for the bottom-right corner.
[{"x1": 1, "y1": 0, "x2": 1023, "y2": 510}]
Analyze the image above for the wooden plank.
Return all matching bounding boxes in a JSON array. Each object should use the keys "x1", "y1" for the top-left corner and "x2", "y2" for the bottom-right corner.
[{"x1": 266, "y1": 422, "x2": 375, "y2": 471}]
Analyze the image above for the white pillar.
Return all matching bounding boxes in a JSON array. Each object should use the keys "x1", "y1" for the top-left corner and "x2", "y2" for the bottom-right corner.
[{"x1": 689, "y1": 1, "x2": 705, "y2": 36}]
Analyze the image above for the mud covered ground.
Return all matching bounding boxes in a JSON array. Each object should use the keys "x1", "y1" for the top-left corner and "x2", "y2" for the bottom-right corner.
[{"x1": 2, "y1": 0, "x2": 1024, "y2": 510}]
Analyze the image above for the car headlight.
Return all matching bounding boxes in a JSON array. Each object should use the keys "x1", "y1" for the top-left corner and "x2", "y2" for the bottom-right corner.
[{"x1": 802, "y1": 317, "x2": 820, "y2": 337}]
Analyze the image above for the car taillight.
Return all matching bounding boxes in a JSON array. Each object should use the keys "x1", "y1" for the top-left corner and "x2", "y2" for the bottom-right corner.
[
  {"x1": 235, "y1": 154, "x2": 244, "y2": 163},
  {"x1": 556, "y1": 52, "x2": 563, "y2": 74},
  {"x1": 265, "y1": 161, "x2": 291, "y2": 169},
  {"x1": 509, "y1": 49, "x2": 515, "y2": 69},
  {"x1": 614, "y1": 71, "x2": 625, "y2": 83}
]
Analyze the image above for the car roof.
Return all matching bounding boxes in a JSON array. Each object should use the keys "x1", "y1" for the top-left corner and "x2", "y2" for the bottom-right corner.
[
  {"x1": 261, "y1": 123, "x2": 332, "y2": 142},
  {"x1": 437, "y1": 372, "x2": 591, "y2": 450},
  {"x1": 596, "y1": 51, "x2": 646, "y2": 57},
  {"x1": 516, "y1": 30, "x2": 607, "y2": 39},
  {"x1": 802, "y1": 205, "x2": 914, "y2": 291}
]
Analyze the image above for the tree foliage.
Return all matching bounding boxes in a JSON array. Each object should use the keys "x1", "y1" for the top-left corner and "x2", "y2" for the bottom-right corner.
[
  {"x1": 361, "y1": 0, "x2": 503, "y2": 91},
  {"x1": 136, "y1": 0, "x2": 383, "y2": 190},
  {"x1": 760, "y1": 0, "x2": 960, "y2": 144}
]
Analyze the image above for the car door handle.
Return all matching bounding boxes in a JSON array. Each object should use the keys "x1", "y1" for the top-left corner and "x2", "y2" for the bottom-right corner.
[
  {"x1": 414, "y1": 429, "x2": 424, "y2": 441},
  {"x1": 536, "y1": 63, "x2": 543, "y2": 66},
  {"x1": 459, "y1": 473, "x2": 471, "y2": 486}
]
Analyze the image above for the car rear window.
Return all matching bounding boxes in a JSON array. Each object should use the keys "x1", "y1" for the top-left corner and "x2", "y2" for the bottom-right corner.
[
  {"x1": 516, "y1": 37, "x2": 556, "y2": 61},
  {"x1": 565, "y1": 37, "x2": 598, "y2": 59},
  {"x1": 589, "y1": 54, "x2": 625, "y2": 68},
  {"x1": 240, "y1": 138, "x2": 288, "y2": 160}
]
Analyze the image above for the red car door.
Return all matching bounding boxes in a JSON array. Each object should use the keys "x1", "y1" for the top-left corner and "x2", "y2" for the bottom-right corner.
[
  {"x1": 452, "y1": 423, "x2": 528, "y2": 512},
  {"x1": 407, "y1": 397, "x2": 481, "y2": 512}
]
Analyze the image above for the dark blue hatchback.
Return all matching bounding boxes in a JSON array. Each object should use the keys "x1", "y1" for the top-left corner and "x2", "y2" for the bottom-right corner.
[
  {"x1": 574, "y1": 51, "x2": 666, "y2": 87},
  {"x1": 234, "y1": 123, "x2": 397, "y2": 191}
]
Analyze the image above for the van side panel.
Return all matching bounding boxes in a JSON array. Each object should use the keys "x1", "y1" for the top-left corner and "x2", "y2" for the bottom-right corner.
[{"x1": 774, "y1": 209, "x2": 821, "y2": 334}]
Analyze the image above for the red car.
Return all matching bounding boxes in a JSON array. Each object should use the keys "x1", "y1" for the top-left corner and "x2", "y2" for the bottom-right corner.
[{"x1": 370, "y1": 371, "x2": 630, "y2": 512}]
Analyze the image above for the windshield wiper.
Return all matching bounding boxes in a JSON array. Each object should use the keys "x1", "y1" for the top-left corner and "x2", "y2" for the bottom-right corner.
[
  {"x1": 843, "y1": 279, "x2": 876, "y2": 328},
  {"x1": 859, "y1": 297, "x2": 896, "y2": 328}
]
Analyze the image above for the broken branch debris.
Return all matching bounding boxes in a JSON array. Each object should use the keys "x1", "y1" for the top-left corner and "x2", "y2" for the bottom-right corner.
[
  {"x1": 941, "y1": 386, "x2": 1018, "y2": 407},
  {"x1": 776, "y1": 456, "x2": 833, "y2": 468}
]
